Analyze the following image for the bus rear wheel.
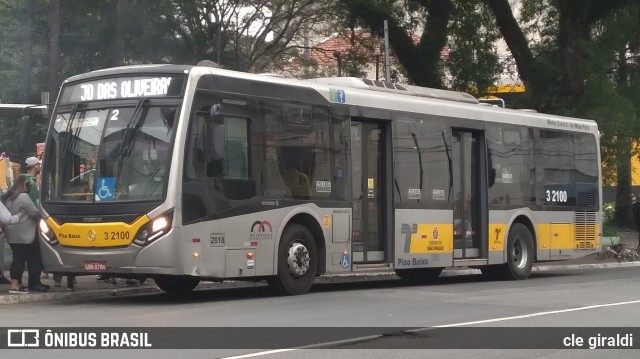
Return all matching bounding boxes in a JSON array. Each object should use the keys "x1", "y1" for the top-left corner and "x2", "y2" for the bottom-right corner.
[
  {"x1": 395, "y1": 268, "x2": 443, "y2": 282},
  {"x1": 268, "y1": 224, "x2": 317, "y2": 295},
  {"x1": 154, "y1": 276, "x2": 200, "y2": 294},
  {"x1": 482, "y1": 223, "x2": 533, "y2": 280}
]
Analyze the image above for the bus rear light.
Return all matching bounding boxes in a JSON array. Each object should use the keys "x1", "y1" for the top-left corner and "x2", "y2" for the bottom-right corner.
[{"x1": 133, "y1": 210, "x2": 173, "y2": 246}]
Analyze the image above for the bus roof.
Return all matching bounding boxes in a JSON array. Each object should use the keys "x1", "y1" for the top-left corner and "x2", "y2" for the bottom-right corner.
[
  {"x1": 63, "y1": 64, "x2": 194, "y2": 84},
  {"x1": 59, "y1": 64, "x2": 598, "y2": 134}
]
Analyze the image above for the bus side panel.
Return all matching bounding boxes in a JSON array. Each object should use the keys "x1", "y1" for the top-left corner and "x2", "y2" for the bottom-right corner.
[
  {"x1": 179, "y1": 219, "x2": 227, "y2": 277},
  {"x1": 487, "y1": 210, "x2": 510, "y2": 264},
  {"x1": 393, "y1": 209, "x2": 453, "y2": 269},
  {"x1": 179, "y1": 205, "x2": 349, "y2": 279},
  {"x1": 533, "y1": 210, "x2": 599, "y2": 260},
  {"x1": 273, "y1": 205, "x2": 351, "y2": 275}
]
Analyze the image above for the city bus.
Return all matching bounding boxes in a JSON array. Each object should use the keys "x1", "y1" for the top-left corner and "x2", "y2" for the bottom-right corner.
[{"x1": 37, "y1": 64, "x2": 601, "y2": 295}]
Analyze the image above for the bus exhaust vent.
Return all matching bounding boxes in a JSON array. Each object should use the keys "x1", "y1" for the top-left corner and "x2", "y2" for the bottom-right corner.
[
  {"x1": 306, "y1": 77, "x2": 479, "y2": 104},
  {"x1": 574, "y1": 211, "x2": 597, "y2": 248},
  {"x1": 585, "y1": 193, "x2": 595, "y2": 207}
]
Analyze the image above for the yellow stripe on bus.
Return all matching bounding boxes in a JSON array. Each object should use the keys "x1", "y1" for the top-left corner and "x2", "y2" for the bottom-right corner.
[
  {"x1": 46, "y1": 216, "x2": 149, "y2": 247},
  {"x1": 489, "y1": 224, "x2": 507, "y2": 252},
  {"x1": 408, "y1": 224, "x2": 453, "y2": 254},
  {"x1": 536, "y1": 223, "x2": 600, "y2": 250}
]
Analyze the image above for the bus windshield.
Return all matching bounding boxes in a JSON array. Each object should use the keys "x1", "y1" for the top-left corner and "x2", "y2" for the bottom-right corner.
[{"x1": 42, "y1": 102, "x2": 178, "y2": 203}]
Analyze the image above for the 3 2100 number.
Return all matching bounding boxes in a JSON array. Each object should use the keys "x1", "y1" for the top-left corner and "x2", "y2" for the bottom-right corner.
[
  {"x1": 545, "y1": 189, "x2": 568, "y2": 203},
  {"x1": 103, "y1": 231, "x2": 131, "y2": 240}
]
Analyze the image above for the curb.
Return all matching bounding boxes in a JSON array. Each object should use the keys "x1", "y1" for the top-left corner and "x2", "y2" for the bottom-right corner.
[
  {"x1": 532, "y1": 260, "x2": 640, "y2": 272},
  {"x1": 316, "y1": 260, "x2": 640, "y2": 281},
  {"x1": 2, "y1": 260, "x2": 639, "y2": 304},
  {"x1": 0, "y1": 286, "x2": 160, "y2": 305}
]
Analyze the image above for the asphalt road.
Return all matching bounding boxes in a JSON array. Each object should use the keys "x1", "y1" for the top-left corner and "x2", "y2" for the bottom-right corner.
[{"x1": 1, "y1": 266, "x2": 639, "y2": 358}]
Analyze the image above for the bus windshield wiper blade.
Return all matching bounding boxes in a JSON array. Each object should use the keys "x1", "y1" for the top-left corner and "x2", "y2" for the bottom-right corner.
[
  {"x1": 60, "y1": 103, "x2": 84, "y2": 157},
  {"x1": 119, "y1": 98, "x2": 149, "y2": 156}
]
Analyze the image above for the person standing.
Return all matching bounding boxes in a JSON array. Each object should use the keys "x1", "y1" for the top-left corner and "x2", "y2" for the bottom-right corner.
[
  {"x1": 0, "y1": 200, "x2": 21, "y2": 284},
  {"x1": 2, "y1": 176, "x2": 48, "y2": 293},
  {"x1": 633, "y1": 193, "x2": 640, "y2": 249},
  {"x1": 21, "y1": 156, "x2": 51, "y2": 289},
  {"x1": 22, "y1": 156, "x2": 41, "y2": 206}
]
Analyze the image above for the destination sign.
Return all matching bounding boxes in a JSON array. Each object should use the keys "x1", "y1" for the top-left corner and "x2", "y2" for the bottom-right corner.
[{"x1": 60, "y1": 75, "x2": 185, "y2": 104}]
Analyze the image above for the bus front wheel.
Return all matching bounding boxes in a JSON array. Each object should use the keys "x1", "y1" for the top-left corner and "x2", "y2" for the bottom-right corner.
[
  {"x1": 268, "y1": 224, "x2": 317, "y2": 295},
  {"x1": 154, "y1": 276, "x2": 200, "y2": 294}
]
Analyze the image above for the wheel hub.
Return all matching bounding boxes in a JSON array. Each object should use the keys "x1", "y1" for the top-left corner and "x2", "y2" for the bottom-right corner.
[
  {"x1": 512, "y1": 237, "x2": 528, "y2": 269},
  {"x1": 287, "y1": 242, "x2": 310, "y2": 277}
]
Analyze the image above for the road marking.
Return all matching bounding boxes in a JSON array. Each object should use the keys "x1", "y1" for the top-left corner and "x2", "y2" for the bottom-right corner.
[
  {"x1": 222, "y1": 349, "x2": 297, "y2": 359},
  {"x1": 222, "y1": 299, "x2": 640, "y2": 357},
  {"x1": 425, "y1": 298, "x2": 640, "y2": 328}
]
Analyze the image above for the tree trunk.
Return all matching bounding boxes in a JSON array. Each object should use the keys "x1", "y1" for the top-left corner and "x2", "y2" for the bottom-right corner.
[
  {"x1": 556, "y1": 1, "x2": 588, "y2": 108},
  {"x1": 482, "y1": 0, "x2": 537, "y2": 99},
  {"x1": 340, "y1": 0, "x2": 450, "y2": 87},
  {"x1": 22, "y1": 0, "x2": 35, "y2": 102},
  {"x1": 615, "y1": 137, "x2": 634, "y2": 228},
  {"x1": 49, "y1": 0, "x2": 61, "y2": 99},
  {"x1": 115, "y1": 0, "x2": 125, "y2": 66}
]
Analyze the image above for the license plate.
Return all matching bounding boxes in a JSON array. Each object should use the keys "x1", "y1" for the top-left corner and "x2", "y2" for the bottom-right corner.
[{"x1": 84, "y1": 261, "x2": 107, "y2": 272}]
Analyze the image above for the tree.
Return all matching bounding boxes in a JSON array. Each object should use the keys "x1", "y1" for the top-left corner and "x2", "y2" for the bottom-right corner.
[
  {"x1": 484, "y1": 0, "x2": 639, "y2": 227},
  {"x1": 339, "y1": 0, "x2": 501, "y2": 91},
  {"x1": 168, "y1": 0, "x2": 339, "y2": 73},
  {"x1": 340, "y1": 0, "x2": 452, "y2": 88},
  {"x1": 49, "y1": 0, "x2": 60, "y2": 97}
]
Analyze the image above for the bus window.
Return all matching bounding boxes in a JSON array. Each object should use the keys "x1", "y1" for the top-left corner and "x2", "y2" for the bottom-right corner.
[
  {"x1": 261, "y1": 100, "x2": 332, "y2": 200},
  {"x1": 182, "y1": 108, "x2": 255, "y2": 223}
]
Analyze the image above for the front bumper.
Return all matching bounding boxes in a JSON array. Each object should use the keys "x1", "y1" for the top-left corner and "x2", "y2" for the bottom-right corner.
[{"x1": 40, "y1": 228, "x2": 183, "y2": 276}]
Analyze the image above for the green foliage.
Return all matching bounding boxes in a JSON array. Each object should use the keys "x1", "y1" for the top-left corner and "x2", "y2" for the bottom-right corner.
[
  {"x1": 340, "y1": 0, "x2": 504, "y2": 89},
  {"x1": 603, "y1": 202, "x2": 616, "y2": 227},
  {"x1": 447, "y1": 0, "x2": 501, "y2": 94}
]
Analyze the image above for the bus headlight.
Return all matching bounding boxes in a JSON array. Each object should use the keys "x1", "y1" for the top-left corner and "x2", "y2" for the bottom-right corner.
[
  {"x1": 39, "y1": 219, "x2": 58, "y2": 245},
  {"x1": 133, "y1": 211, "x2": 173, "y2": 246}
]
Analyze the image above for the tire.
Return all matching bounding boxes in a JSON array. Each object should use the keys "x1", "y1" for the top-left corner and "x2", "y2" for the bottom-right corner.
[
  {"x1": 395, "y1": 268, "x2": 443, "y2": 282},
  {"x1": 268, "y1": 224, "x2": 317, "y2": 295},
  {"x1": 482, "y1": 223, "x2": 534, "y2": 280},
  {"x1": 504, "y1": 223, "x2": 534, "y2": 279},
  {"x1": 154, "y1": 276, "x2": 200, "y2": 294}
]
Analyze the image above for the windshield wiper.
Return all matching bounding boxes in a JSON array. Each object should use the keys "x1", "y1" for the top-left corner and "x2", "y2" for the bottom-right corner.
[
  {"x1": 119, "y1": 98, "x2": 149, "y2": 156},
  {"x1": 60, "y1": 103, "x2": 84, "y2": 157}
]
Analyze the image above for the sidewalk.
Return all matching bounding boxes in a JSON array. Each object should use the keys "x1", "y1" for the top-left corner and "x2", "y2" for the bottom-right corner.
[{"x1": 1, "y1": 232, "x2": 638, "y2": 305}]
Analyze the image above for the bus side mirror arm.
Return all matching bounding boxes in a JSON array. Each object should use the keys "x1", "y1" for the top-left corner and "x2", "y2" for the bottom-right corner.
[
  {"x1": 210, "y1": 104, "x2": 221, "y2": 117},
  {"x1": 17, "y1": 115, "x2": 31, "y2": 153}
]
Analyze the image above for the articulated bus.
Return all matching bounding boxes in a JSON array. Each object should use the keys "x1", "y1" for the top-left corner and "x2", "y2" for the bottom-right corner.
[{"x1": 38, "y1": 64, "x2": 601, "y2": 295}]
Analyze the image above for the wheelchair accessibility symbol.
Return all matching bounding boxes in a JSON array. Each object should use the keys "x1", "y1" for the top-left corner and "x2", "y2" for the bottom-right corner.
[
  {"x1": 96, "y1": 177, "x2": 115, "y2": 201},
  {"x1": 341, "y1": 254, "x2": 350, "y2": 268}
]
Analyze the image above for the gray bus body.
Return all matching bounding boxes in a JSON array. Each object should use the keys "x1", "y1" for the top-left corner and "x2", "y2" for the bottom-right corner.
[{"x1": 39, "y1": 65, "x2": 601, "y2": 294}]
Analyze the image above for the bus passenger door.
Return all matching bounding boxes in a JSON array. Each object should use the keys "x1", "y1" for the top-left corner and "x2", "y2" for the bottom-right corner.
[
  {"x1": 452, "y1": 130, "x2": 488, "y2": 259},
  {"x1": 351, "y1": 121, "x2": 388, "y2": 263}
]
